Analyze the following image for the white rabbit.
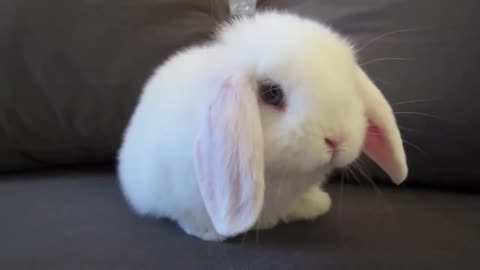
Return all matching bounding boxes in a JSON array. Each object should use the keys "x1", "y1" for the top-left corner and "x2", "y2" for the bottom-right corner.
[{"x1": 117, "y1": 11, "x2": 408, "y2": 241}]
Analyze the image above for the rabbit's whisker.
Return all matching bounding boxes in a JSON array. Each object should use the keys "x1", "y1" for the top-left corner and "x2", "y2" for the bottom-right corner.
[
  {"x1": 354, "y1": 29, "x2": 418, "y2": 53},
  {"x1": 346, "y1": 167, "x2": 361, "y2": 185},
  {"x1": 402, "y1": 139, "x2": 428, "y2": 155},
  {"x1": 394, "y1": 111, "x2": 446, "y2": 121},
  {"x1": 392, "y1": 97, "x2": 443, "y2": 106},
  {"x1": 351, "y1": 159, "x2": 393, "y2": 214},
  {"x1": 359, "y1": 57, "x2": 413, "y2": 67},
  {"x1": 337, "y1": 169, "x2": 346, "y2": 223},
  {"x1": 398, "y1": 125, "x2": 423, "y2": 134},
  {"x1": 352, "y1": 160, "x2": 383, "y2": 197}
]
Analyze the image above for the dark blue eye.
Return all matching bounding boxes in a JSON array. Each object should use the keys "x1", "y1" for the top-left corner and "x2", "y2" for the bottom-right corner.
[{"x1": 260, "y1": 83, "x2": 284, "y2": 107}]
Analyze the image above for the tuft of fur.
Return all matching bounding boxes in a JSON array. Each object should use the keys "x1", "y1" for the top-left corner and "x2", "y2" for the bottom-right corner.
[{"x1": 117, "y1": 10, "x2": 407, "y2": 241}]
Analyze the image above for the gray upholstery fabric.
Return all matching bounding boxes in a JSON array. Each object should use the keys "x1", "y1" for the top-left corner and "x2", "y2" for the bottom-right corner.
[
  {"x1": 0, "y1": 169, "x2": 478, "y2": 269},
  {"x1": 259, "y1": 0, "x2": 480, "y2": 190},
  {"x1": 0, "y1": 0, "x2": 228, "y2": 172}
]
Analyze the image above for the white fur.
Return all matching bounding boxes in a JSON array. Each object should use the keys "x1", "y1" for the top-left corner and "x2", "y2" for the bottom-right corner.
[{"x1": 117, "y1": 11, "x2": 408, "y2": 241}]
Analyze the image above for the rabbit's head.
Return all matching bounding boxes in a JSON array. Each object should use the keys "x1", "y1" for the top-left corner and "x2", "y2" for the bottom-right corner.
[{"x1": 194, "y1": 11, "x2": 408, "y2": 236}]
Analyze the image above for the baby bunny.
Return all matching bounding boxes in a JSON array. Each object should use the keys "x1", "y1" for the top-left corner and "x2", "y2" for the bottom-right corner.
[{"x1": 117, "y1": 11, "x2": 408, "y2": 241}]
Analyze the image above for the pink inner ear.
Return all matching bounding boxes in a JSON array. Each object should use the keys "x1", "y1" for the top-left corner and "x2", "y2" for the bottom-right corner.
[
  {"x1": 365, "y1": 121, "x2": 390, "y2": 161},
  {"x1": 363, "y1": 121, "x2": 402, "y2": 182}
]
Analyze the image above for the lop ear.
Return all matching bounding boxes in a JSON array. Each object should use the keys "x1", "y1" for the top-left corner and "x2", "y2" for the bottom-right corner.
[
  {"x1": 194, "y1": 74, "x2": 265, "y2": 237},
  {"x1": 356, "y1": 67, "x2": 408, "y2": 184}
]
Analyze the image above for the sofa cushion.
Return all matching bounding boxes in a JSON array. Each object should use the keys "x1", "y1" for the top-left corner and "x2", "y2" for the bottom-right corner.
[
  {"x1": 0, "y1": 0, "x2": 228, "y2": 172},
  {"x1": 0, "y1": 169, "x2": 478, "y2": 269},
  {"x1": 258, "y1": 0, "x2": 480, "y2": 191}
]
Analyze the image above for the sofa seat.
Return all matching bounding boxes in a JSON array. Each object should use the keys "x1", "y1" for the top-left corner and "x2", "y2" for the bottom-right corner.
[{"x1": 1, "y1": 168, "x2": 477, "y2": 269}]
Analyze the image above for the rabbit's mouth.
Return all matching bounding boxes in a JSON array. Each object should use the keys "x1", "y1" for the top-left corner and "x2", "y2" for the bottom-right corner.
[{"x1": 327, "y1": 146, "x2": 362, "y2": 170}]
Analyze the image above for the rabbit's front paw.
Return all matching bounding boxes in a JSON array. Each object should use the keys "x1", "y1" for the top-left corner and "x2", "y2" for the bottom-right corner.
[
  {"x1": 254, "y1": 217, "x2": 280, "y2": 231},
  {"x1": 282, "y1": 186, "x2": 331, "y2": 223}
]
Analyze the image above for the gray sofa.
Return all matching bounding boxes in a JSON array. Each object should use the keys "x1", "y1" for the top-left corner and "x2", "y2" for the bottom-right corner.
[{"x1": 1, "y1": 0, "x2": 478, "y2": 269}]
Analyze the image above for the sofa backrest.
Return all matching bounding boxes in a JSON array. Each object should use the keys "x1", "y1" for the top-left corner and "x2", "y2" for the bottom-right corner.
[{"x1": 0, "y1": 0, "x2": 228, "y2": 172}]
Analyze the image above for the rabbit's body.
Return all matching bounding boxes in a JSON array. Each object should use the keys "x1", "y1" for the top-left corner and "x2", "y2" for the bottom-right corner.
[
  {"x1": 118, "y1": 43, "x2": 331, "y2": 240},
  {"x1": 118, "y1": 11, "x2": 408, "y2": 241}
]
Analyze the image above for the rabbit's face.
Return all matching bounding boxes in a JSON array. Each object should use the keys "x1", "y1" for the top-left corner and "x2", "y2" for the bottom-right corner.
[
  {"x1": 220, "y1": 13, "x2": 368, "y2": 174},
  {"x1": 255, "y1": 39, "x2": 367, "y2": 174}
]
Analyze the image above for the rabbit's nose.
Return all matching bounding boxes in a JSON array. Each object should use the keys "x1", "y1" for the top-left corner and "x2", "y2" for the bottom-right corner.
[{"x1": 325, "y1": 137, "x2": 339, "y2": 151}]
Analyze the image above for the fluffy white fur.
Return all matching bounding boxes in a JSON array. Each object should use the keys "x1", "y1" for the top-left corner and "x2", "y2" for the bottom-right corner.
[{"x1": 117, "y1": 11, "x2": 408, "y2": 241}]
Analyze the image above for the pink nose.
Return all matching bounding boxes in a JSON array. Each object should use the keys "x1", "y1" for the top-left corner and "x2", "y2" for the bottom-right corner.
[{"x1": 325, "y1": 137, "x2": 339, "y2": 150}]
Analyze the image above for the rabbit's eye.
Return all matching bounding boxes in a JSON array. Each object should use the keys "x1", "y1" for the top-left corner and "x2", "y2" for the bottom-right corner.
[{"x1": 259, "y1": 83, "x2": 284, "y2": 107}]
